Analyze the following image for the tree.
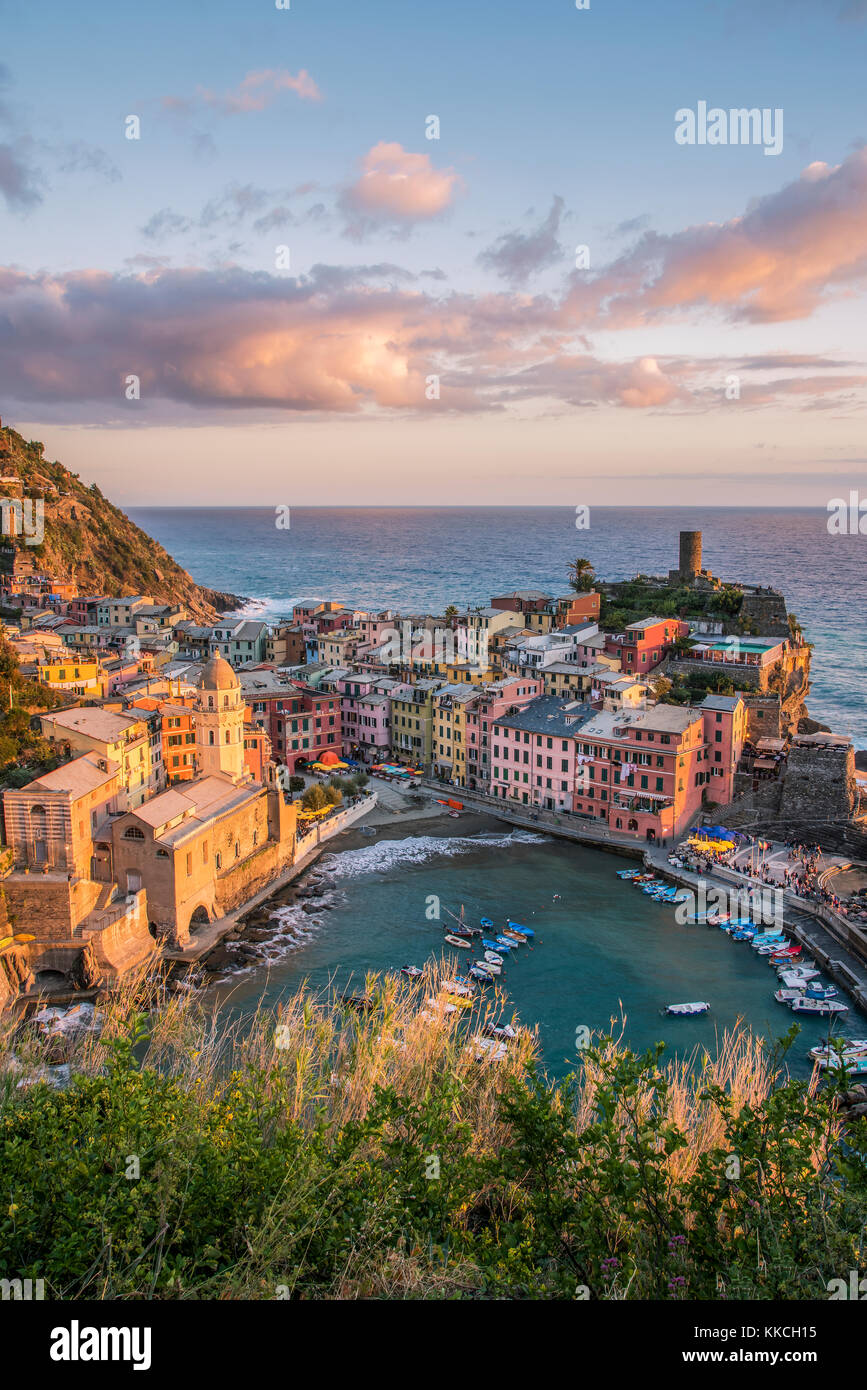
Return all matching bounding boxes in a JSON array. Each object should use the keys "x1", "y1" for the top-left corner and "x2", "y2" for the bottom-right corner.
[
  {"x1": 288, "y1": 775, "x2": 305, "y2": 794},
  {"x1": 567, "y1": 558, "x2": 595, "y2": 593},
  {"x1": 444, "y1": 606, "x2": 459, "y2": 626},
  {"x1": 324, "y1": 785, "x2": 343, "y2": 807},
  {"x1": 301, "y1": 784, "x2": 328, "y2": 811}
]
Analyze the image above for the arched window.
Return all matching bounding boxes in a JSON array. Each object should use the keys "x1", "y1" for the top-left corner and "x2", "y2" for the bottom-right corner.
[
  {"x1": 124, "y1": 826, "x2": 145, "y2": 840},
  {"x1": 215, "y1": 851, "x2": 222, "y2": 870},
  {"x1": 209, "y1": 730, "x2": 215, "y2": 746},
  {"x1": 208, "y1": 696, "x2": 214, "y2": 709},
  {"x1": 225, "y1": 729, "x2": 231, "y2": 744}
]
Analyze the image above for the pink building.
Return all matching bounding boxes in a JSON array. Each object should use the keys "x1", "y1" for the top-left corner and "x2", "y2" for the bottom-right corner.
[
  {"x1": 464, "y1": 675, "x2": 543, "y2": 791},
  {"x1": 490, "y1": 695, "x2": 591, "y2": 810},
  {"x1": 700, "y1": 693, "x2": 747, "y2": 805},
  {"x1": 338, "y1": 674, "x2": 394, "y2": 760},
  {"x1": 604, "y1": 617, "x2": 687, "y2": 674}
]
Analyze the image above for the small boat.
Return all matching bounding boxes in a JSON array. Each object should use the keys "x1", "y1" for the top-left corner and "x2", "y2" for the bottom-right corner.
[
  {"x1": 484, "y1": 948, "x2": 505, "y2": 966},
  {"x1": 467, "y1": 1035, "x2": 508, "y2": 1061},
  {"x1": 790, "y1": 997, "x2": 848, "y2": 1017},
  {"x1": 468, "y1": 965, "x2": 494, "y2": 982},
  {"x1": 775, "y1": 988, "x2": 804, "y2": 1003},
  {"x1": 445, "y1": 927, "x2": 476, "y2": 940},
  {"x1": 440, "y1": 992, "x2": 472, "y2": 1010},
  {"x1": 340, "y1": 993, "x2": 375, "y2": 1011},
  {"x1": 479, "y1": 956, "x2": 503, "y2": 975},
  {"x1": 804, "y1": 984, "x2": 838, "y2": 1000},
  {"x1": 814, "y1": 1053, "x2": 867, "y2": 1076},
  {"x1": 778, "y1": 967, "x2": 819, "y2": 986},
  {"x1": 616, "y1": 869, "x2": 642, "y2": 879},
  {"x1": 483, "y1": 937, "x2": 514, "y2": 953},
  {"x1": 400, "y1": 965, "x2": 424, "y2": 979},
  {"x1": 483, "y1": 1022, "x2": 517, "y2": 1041},
  {"x1": 426, "y1": 996, "x2": 459, "y2": 1014},
  {"x1": 443, "y1": 934, "x2": 471, "y2": 949},
  {"x1": 501, "y1": 929, "x2": 528, "y2": 945},
  {"x1": 810, "y1": 1039, "x2": 867, "y2": 1060},
  {"x1": 480, "y1": 917, "x2": 494, "y2": 929},
  {"x1": 665, "y1": 1002, "x2": 710, "y2": 1017},
  {"x1": 443, "y1": 980, "x2": 474, "y2": 997},
  {"x1": 506, "y1": 921, "x2": 535, "y2": 938},
  {"x1": 494, "y1": 935, "x2": 518, "y2": 951}
]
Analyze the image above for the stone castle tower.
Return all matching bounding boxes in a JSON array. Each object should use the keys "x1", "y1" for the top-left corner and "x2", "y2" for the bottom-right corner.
[
  {"x1": 195, "y1": 654, "x2": 249, "y2": 784},
  {"x1": 679, "y1": 530, "x2": 702, "y2": 582}
]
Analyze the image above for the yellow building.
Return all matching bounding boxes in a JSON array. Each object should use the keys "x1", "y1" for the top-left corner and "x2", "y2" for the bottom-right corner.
[
  {"x1": 391, "y1": 679, "x2": 444, "y2": 769},
  {"x1": 432, "y1": 685, "x2": 477, "y2": 783},
  {"x1": 39, "y1": 706, "x2": 161, "y2": 809},
  {"x1": 37, "y1": 654, "x2": 107, "y2": 698}
]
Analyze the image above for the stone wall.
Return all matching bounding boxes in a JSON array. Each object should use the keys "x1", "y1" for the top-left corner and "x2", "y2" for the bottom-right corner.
[
  {"x1": 779, "y1": 741, "x2": 857, "y2": 824},
  {"x1": 739, "y1": 590, "x2": 790, "y2": 637}
]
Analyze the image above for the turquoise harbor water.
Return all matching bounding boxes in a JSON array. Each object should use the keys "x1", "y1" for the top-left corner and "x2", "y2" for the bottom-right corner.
[{"x1": 215, "y1": 830, "x2": 867, "y2": 1078}]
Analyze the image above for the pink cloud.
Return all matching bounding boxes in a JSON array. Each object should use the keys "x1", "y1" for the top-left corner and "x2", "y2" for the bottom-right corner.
[
  {"x1": 164, "y1": 68, "x2": 322, "y2": 117},
  {"x1": 340, "y1": 142, "x2": 462, "y2": 236},
  {"x1": 565, "y1": 148, "x2": 867, "y2": 325}
]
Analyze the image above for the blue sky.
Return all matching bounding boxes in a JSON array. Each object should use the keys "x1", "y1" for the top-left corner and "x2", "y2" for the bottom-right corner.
[{"x1": 1, "y1": 0, "x2": 866, "y2": 504}]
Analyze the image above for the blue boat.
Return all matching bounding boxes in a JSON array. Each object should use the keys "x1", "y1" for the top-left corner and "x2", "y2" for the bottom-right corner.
[
  {"x1": 506, "y1": 921, "x2": 535, "y2": 938},
  {"x1": 468, "y1": 965, "x2": 493, "y2": 982},
  {"x1": 494, "y1": 935, "x2": 518, "y2": 950},
  {"x1": 480, "y1": 917, "x2": 494, "y2": 929},
  {"x1": 482, "y1": 938, "x2": 511, "y2": 954}
]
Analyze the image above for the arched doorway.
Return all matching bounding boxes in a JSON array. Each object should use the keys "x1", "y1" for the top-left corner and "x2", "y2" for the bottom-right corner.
[{"x1": 189, "y1": 904, "x2": 210, "y2": 933}]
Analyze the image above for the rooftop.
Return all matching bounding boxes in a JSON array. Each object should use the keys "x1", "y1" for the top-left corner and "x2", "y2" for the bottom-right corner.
[
  {"x1": 495, "y1": 695, "x2": 596, "y2": 738},
  {"x1": 43, "y1": 707, "x2": 146, "y2": 743},
  {"x1": 20, "y1": 752, "x2": 118, "y2": 798}
]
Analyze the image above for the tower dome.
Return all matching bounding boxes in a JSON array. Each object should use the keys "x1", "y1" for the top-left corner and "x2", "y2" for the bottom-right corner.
[{"x1": 199, "y1": 654, "x2": 238, "y2": 692}]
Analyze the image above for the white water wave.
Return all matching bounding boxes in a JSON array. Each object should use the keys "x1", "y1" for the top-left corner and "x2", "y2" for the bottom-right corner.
[{"x1": 321, "y1": 829, "x2": 547, "y2": 880}]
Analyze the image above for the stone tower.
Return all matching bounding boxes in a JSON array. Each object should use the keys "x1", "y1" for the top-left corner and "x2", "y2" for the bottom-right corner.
[
  {"x1": 679, "y1": 530, "x2": 702, "y2": 583},
  {"x1": 195, "y1": 654, "x2": 248, "y2": 784}
]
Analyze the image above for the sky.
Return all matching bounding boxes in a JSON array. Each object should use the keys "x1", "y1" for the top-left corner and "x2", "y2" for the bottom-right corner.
[{"x1": 1, "y1": 0, "x2": 866, "y2": 505}]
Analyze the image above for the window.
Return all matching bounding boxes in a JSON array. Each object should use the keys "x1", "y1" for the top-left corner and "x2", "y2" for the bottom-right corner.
[{"x1": 124, "y1": 826, "x2": 145, "y2": 839}]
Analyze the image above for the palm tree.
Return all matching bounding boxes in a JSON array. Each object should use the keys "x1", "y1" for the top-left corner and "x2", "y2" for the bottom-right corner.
[
  {"x1": 444, "y1": 605, "x2": 459, "y2": 627},
  {"x1": 567, "y1": 558, "x2": 595, "y2": 593}
]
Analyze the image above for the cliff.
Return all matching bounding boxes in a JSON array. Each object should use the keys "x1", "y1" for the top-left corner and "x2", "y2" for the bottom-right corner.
[{"x1": 0, "y1": 424, "x2": 243, "y2": 622}]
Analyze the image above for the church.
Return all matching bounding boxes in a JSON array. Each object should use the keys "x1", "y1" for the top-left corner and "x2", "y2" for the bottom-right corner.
[{"x1": 110, "y1": 654, "x2": 296, "y2": 946}]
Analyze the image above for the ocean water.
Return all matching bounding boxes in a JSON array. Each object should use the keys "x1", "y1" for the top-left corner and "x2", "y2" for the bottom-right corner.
[
  {"x1": 212, "y1": 830, "x2": 867, "y2": 1078},
  {"x1": 131, "y1": 505, "x2": 867, "y2": 748}
]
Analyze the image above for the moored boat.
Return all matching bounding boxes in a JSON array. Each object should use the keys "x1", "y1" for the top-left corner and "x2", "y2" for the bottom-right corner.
[
  {"x1": 443, "y1": 934, "x2": 471, "y2": 949},
  {"x1": 400, "y1": 965, "x2": 424, "y2": 979},
  {"x1": 790, "y1": 996, "x2": 848, "y2": 1016},
  {"x1": 483, "y1": 937, "x2": 513, "y2": 953},
  {"x1": 665, "y1": 1001, "x2": 710, "y2": 1017},
  {"x1": 506, "y1": 921, "x2": 534, "y2": 938}
]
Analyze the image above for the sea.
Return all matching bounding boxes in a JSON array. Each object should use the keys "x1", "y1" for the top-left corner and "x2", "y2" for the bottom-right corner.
[
  {"x1": 129, "y1": 505, "x2": 867, "y2": 1072},
  {"x1": 131, "y1": 505, "x2": 866, "y2": 749}
]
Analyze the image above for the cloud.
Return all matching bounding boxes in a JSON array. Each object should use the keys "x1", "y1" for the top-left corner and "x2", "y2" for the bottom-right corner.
[
  {"x1": 339, "y1": 142, "x2": 462, "y2": 238},
  {"x1": 164, "y1": 68, "x2": 322, "y2": 117},
  {"x1": 141, "y1": 183, "x2": 327, "y2": 242},
  {"x1": 565, "y1": 148, "x2": 867, "y2": 325},
  {"x1": 0, "y1": 142, "x2": 41, "y2": 210},
  {"x1": 477, "y1": 196, "x2": 566, "y2": 285}
]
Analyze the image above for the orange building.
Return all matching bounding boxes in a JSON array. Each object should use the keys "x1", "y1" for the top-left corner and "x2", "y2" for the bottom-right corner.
[{"x1": 132, "y1": 695, "x2": 197, "y2": 784}]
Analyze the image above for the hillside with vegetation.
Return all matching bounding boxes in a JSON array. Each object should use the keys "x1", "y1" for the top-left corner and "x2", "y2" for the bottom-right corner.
[
  {"x1": 0, "y1": 424, "x2": 242, "y2": 622},
  {"x1": 1, "y1": 972, "x2": 864, "y2": 1301}
]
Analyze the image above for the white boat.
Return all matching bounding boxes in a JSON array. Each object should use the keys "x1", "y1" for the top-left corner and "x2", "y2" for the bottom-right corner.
[
  {"x1": 443, "y1": 980, "x2": 474, "y2": 997},
  {"x1": 425, "y1": 996, "x2": 459, "y2": 1014},
  {"x1": 479, "y1": 955, "x2": 503, "y2": 975},
  {"x1": 443, "y1": 934, "x2": 471, "y2": 949},
  {"x1": 665, "y1": 1001, "x2": 710, "y2": 1016},
  {"x1": 467, "y1": 1035, "x2": 508, "y2": 1061},
  {"x1": 778, "y1": 968, "x2": 819, "y2": 986},
  {"x1": 810, "y1": 1039, "x2": 867, "y2": 1061},
  {"x1": 775, "y1": 988, "x2": 804, "y2": 1003},
  {"x1": 790, "y1": 997, "x2": 848, "y2": 1017},
  {"x1": 814, "y1": 1053, "x2": 867, "y2": 1075}
]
